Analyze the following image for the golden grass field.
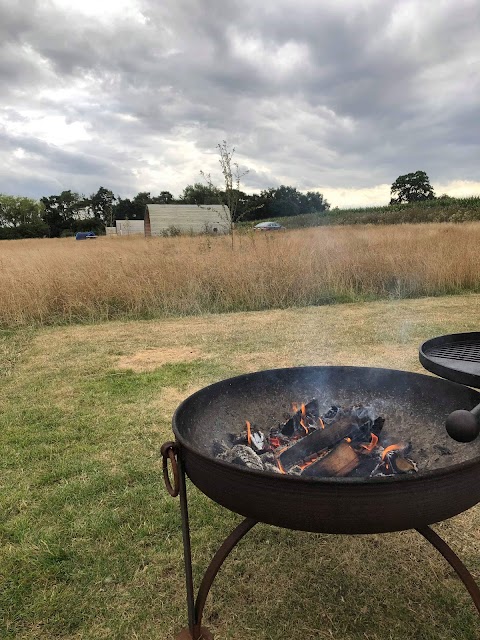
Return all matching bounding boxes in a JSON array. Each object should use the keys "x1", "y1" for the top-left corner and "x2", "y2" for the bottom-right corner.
[{"x1": 1, "y1": 222, "x2": 480, "y2": 327}]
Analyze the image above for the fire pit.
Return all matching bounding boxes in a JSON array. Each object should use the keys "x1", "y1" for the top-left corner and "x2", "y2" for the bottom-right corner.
[{"x1": 162, "y1": 365, "x2": 480, "y2": 639}]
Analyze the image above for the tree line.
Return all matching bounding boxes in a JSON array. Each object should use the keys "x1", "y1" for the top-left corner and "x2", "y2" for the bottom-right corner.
[
  {"x1": 0, "y1": 183, "x2": 330, "y2": 239},
  {"x1": 0, "y1": 170, "x2": 440, "y2": 240}
]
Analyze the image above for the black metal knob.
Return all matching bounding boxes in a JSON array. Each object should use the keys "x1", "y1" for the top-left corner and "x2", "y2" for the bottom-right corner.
[{"x1": 446, "y1": 407, "x2": 480, "y2": 443}]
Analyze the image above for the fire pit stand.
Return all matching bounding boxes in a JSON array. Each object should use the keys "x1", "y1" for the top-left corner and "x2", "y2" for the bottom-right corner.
[
  {"x1": 162, "y1": 440, "x2": 480, "y2": 640},
  {"x1": 161, "y1": 365, "x2": 480, "y2": 639}
]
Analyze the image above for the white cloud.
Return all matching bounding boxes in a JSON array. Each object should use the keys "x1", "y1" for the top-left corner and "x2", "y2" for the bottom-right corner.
[
  {"x1": 1, "y1": 111, "x2": 91, "y2": 146},
  {"x1": 49, "y1": 0, "x2": 147, "y2": 24}
]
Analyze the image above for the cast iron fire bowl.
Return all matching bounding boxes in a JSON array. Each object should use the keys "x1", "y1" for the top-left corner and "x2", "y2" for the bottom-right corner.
[{"x1": 173, "y1": 366, "x2": 480, "y2": 535}]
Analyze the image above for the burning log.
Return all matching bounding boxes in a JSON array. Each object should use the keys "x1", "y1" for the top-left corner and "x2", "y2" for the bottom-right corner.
[
  {"x1": 369, "y1": 442, "x2": 417, "y2": 476},
  {"x1": 278, "y1": 416, "x2": 360, "y2": 471},
  {"x1": 301, "y1": 442, "x2": 360, "y2": 478},
  {"x1": 279, "y1": 399, "x2": 320, "y2": 437}
]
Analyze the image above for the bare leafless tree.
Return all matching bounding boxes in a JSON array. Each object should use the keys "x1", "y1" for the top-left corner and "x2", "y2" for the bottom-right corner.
[{"x1": 200, "y1": 141, "x2": 251, "y2": 249}]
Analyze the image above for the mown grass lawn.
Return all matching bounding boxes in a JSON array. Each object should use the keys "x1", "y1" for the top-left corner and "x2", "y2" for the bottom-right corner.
[{"x1": 1, "y1": 295, "x2": 480, "y2": 639}]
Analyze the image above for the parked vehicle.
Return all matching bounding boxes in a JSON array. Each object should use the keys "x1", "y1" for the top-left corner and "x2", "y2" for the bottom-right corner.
[
  {"x1": 75, "y1": 232, "x2": 97, "y2": 240},
  {"x1": 253, "y1": 221, "x2": 286, "y2": 231}
]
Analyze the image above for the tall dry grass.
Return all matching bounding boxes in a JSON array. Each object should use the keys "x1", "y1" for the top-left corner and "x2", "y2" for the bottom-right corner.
[{"x1": 1, "y1": 223, "x2": 479, "y2": 327}]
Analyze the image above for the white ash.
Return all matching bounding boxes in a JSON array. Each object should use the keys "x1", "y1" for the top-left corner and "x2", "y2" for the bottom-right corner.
[
  {"x1": 218, "y1": 445, "x2": 264, "y2": 471},
  {"x1": 259, "y1": 451, "x2": 276, "y2": 465},
  {"x1": 212, "y1": 440, "x2": 229, "y2": 457},
  {"x1": 263, "y1": 462, "x2": 281, "y2": 474}
]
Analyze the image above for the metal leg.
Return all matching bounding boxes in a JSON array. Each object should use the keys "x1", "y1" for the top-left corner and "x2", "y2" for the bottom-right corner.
[
  {"x1": 416, "y1": 525, "x2": 480, "y2": 615},
  {"x1": 192, "y1": 517, "x2": 257, "y2": 639},
  {"x1": 176, "y1": 453, "x2": 256, "y2": 639},
  {"x1": 178, "y1": 455, "x2": 196, "y2": 634}
]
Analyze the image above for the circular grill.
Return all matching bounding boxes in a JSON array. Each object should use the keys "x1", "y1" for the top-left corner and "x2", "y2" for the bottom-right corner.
[{"x1": 419, "y1": 332, "x2": 480, "y2": 388}]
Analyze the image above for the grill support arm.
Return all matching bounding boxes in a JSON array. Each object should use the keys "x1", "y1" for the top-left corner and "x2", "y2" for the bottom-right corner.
[{"x1": 416, "y1": 525, "x2": 480, "y2": 615}]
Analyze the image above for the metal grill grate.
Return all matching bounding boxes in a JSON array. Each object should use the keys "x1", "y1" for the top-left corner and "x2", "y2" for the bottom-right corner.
[{"x1": 426, "y1": 341, "x2": 480, "y2": 363}]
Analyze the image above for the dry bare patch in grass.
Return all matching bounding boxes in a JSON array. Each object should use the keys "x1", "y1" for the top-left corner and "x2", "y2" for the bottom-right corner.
[
  {"x1": 1, "y1": 222, "x2": 480, "y2": 327},
  {"x1": 117, "y1": 347, "x2": 206, "y2": 372}
]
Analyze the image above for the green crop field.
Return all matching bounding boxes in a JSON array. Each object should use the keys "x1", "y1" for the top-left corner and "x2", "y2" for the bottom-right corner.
[{"x1": 256, "y1": 196, "x2": 480, "y2": 228}]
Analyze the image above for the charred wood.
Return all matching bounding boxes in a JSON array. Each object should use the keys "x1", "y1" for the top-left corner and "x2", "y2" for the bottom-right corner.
[
  {"x1": 278, "y1": 417, "x2": 357, "y2": 470},
  {"x1": 301, "y1": 442, "x2": 360, "y2": 478},
  {"x1": 280, "y1": 398, "x2": 320, "y2": 437}
]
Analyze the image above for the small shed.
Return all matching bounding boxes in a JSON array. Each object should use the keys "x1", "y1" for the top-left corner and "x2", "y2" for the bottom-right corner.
[{"x1": 144, "y1": 204, "x2": 228, "y2": 237}]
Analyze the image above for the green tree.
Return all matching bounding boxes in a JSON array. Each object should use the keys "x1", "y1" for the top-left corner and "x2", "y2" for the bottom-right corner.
[
  {"x1": 259, "y1": 186, "x2": 330, "y2": 217},
  {"x1": 390, "y1": 171, "x2": 435, "y2": 204},
  {"x1": 113, "y1": 192, "x2": 174, "y2": 221},
  {"x1": 112, "y1": 197, "x2": 135, "y2": 220},
  {"x1": 0, "y1": 195, "x2": 48, "y2": 238},
  {"x1": 303, "y1": 190, "x2": 330, "y2": 213},
  {"x1": 156, "y1": 191, "x2": 174, "y2": 204},
  {"x1": 90, "y1": 187, "x2": 116, "y2": 226},
  {"x1": 0, "y1": 194, "x2": 45, "y2": 228},
  {"x1": 181, "y1": 182, "x2": 221, "y2": 205},
  {"x1": 132, "y1": 192, "x2": 154, "y2": 218},
  {"x1": 40, "y1": 190, "x2": 85, "y2": 236}
]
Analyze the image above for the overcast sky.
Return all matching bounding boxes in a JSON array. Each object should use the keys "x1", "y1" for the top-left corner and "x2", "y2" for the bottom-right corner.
[{"x1": 1, "y1": 0, "x2": 479, "y2": 207}]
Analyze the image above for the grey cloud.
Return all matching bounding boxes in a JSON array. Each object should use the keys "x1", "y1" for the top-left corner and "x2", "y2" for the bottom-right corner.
[
  {"x1": 0, "y1": 127, "x2": 135, "y2": 196},
  {"x1": 0, "y1": 0, "x2": 479, "y2": 201}
]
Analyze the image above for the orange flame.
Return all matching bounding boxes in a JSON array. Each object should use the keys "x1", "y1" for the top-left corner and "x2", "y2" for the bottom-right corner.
[
  {"x1": 361, "y1": 433, "x2": 379, "y2": 452},
  {"x1": 301, "y1": 403, "x2": 306, "y2": 417},
  {"x1": 299, "y1": 417, "x2": 308, "y2": 435},
  {"x1": 246, "y1": 420, "x2": 252, "y2": 446},
  {"x1": 276, "y1": 458, "x2": 286, "y2": 474},
  {"x1": 345, "y1": 437, "x2": 352, "y2": 443},
  {"x1": 318, "y1": 417, "x2": 325, "y2": 429},
  {"x1": 381, "y1": 443, "x2": 402, "y2": 461}
]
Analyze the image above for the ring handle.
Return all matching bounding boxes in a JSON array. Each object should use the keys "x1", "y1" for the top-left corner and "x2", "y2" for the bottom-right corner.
[{"x1": 161, "y1": 441, "x2": 180, "y2": 497}]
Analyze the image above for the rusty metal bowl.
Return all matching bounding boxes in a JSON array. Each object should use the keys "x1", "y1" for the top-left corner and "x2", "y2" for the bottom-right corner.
[{"x1": 172, "y1": 366, "x2": 480, "y2": 534}]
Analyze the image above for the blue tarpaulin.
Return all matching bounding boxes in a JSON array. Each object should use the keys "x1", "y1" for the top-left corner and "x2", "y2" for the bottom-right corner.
[{"x1": 75, "y1": 232, "x2": 97, "y2": 240}]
